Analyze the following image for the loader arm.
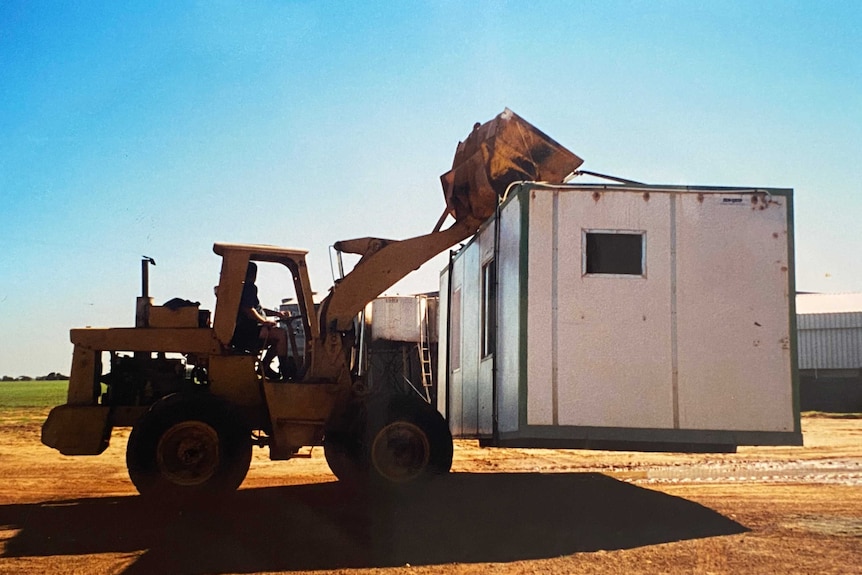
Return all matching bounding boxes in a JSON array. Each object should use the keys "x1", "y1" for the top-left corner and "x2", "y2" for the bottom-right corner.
[
  {"x1": 319, "y1": 215, "x2": 481, "y2": 334},
  {"x1": 319, "y1": 108, "x2": 582, "y2": 335},
  {"x1": 320, "y1": 108, "x2": 583, "y2": 335}
]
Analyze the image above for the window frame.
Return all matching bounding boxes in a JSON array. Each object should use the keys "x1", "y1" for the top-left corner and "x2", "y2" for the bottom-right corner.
[
  {"x1": 581, "y1": 229, "x2": 647, "y2": 279},
  {"x1": 450, "y1": 287, "x2": 462, "y2": 371},
  {"x1": 480, "y1": 258, "x2": 496, "y2": 359}
]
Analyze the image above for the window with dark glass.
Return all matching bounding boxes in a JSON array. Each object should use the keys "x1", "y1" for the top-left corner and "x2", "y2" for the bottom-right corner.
[
  {"x1": 450, "y1": 288, "x2": 461, "y2": 370},
  {"x1": 481, "y1": 260, "x2": 496, "y2": 358},
  {"x1": 585, "y1": 232, "x2": 645, "y2": 276}
]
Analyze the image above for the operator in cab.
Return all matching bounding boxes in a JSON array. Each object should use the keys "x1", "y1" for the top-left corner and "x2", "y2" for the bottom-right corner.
[{"x1": 232, "y1": 262, "x2": 293, "y2": 380}]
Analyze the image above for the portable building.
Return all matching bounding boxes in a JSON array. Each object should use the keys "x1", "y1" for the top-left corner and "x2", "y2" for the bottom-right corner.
[{"x1": 438, "y1": 182, "x2": 802, "y2": 451}]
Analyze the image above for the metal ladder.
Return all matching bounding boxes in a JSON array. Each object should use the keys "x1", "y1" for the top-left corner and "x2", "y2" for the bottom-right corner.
[{"x1": 417, "y1": 297, "x2": 434, "y2": 403}]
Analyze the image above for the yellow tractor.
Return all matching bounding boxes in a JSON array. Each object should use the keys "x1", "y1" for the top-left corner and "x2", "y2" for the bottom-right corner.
[{"x1": 41, "y1": 109, "x2": 582, "y2": 500}]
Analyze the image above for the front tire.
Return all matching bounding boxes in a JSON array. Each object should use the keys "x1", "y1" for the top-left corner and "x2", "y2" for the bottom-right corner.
[
  {"x1": 126, "y1": 394, "x2": 252, "y2": 501},
  {"x1": 323, "y1": 431, "x2": 364, "y2": 484},
  {"x1": 364, "y1": 396, "x2": 453, "y2": 485}
]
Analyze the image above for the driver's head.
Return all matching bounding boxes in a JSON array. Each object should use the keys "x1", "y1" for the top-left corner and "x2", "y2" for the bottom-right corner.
[{"x1": 245, "y1": 262, "x2": 258, "y2": 282}]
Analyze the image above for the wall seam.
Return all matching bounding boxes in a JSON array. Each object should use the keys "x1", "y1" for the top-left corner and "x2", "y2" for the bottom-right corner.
[{"x1": 670, "y1": 192, "x2": 680, "y2": 429}]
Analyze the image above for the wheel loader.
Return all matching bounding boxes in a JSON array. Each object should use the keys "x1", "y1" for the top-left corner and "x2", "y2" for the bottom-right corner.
[{"x1": 41, "y1": 109, "x2": 583, "y2": 499}]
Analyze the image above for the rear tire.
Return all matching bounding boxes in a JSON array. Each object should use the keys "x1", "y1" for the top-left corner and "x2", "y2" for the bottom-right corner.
[{"x1": 126, "y1": 394, "x2": 252, "y2": 501}]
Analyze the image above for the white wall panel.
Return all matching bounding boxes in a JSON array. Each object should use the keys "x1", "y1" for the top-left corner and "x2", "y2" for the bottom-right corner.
[
  {"x1": 478, "y1": 226, "x2": 495, "y2": 436},
  {"x1": 676, "y1": 192, "x2": 794, "y2": 431},
  {"x1": 553, "y1": 190, "x2": 675, "y2": 429},
  {"x1": 497, "y1": 196, "x2": 522, "y2": 433},
  {"x1": 526, "y1": 191, "x2": 555, "y2": 425},
  {"x1": 460, "y1": 241, "x2": 481, "y2": 436},
  {"x1": 447, "y1": 258, "x2": 463, "y2": 435}
]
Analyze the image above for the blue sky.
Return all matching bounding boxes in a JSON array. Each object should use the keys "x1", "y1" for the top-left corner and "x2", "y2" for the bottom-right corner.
[{"x1": 1, "y1": 1, "x2": 860, "y2": 377}]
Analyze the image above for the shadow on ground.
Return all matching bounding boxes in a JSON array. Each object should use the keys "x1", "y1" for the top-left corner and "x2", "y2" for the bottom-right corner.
[{"x1": 1, "y1": 473, "x2": 746, "y2": 573}]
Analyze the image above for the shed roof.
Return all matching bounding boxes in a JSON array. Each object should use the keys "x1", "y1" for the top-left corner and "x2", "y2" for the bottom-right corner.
[{"x1": 796, "y1": 293, "x2": 862, "y2": 315}]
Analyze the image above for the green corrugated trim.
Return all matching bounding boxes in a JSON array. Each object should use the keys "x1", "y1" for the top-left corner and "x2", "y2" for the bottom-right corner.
[
  {"x1": 518, "y1": 183, "x2": 531, "y2": 434},
  {"x1": 783, "y1": 188, "x2": 803, "y2": 435}
]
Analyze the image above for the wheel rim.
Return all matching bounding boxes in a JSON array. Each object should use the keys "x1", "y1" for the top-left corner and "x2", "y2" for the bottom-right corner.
[
  {"x1": 370, "y1": 421, "x2": 431, "y2": 483},
  {"x1": 156, "y1": 421, "x2": 220, "y2": 486}
]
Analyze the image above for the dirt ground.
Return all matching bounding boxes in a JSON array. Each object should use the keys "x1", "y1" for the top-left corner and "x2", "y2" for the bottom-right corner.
[{"x1": 1, "y1": 410, "x2": 860, "y2": 574}]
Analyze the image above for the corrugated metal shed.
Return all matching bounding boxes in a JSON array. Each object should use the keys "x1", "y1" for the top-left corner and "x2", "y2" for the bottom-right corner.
[{"x1": 796, "y1": 294, "x2": 862, "y2": 370}]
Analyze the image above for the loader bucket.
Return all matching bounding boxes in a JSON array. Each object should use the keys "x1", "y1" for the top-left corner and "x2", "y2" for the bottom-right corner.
[{"x1": 440, "y1": 108, "x2": 584, "y2": 223}]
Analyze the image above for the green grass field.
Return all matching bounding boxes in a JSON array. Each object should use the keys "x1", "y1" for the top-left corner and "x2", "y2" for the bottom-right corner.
[
  {"x1": 2, "y1": 381, "x2": 859, "y2": 418},
  {"x1": 0, "y1": 381, "x2": 69, "y2": 408}
]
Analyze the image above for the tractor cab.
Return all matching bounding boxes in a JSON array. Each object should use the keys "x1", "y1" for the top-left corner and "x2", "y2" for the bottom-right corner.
[{"x1": 211, "y1": 243, "x2": 319, "y2": 380}]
